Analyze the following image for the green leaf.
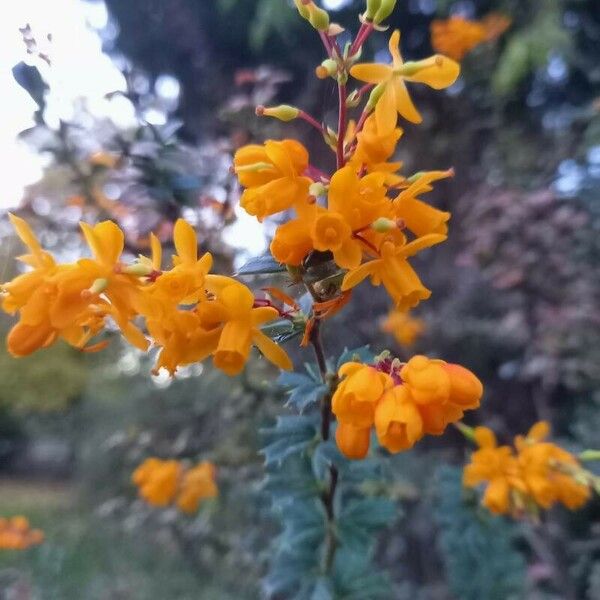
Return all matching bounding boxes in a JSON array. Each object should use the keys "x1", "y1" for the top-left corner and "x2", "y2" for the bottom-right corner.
[{"x1": 237, "y1": 254, "x2": 286, "y2": 275}]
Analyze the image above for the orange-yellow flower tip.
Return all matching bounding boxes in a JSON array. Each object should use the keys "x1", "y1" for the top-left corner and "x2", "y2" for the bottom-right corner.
[{"x1": 335, "y1": 422, "x2": 371, "y2": 460}]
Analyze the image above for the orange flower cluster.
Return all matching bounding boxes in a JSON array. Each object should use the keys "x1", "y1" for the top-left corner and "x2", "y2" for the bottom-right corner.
[
  {"x1": 132, "y1": 458, "x2": 218, "y2": 514},
  {"x1": 463, "y1": 422, "x2": 591, "y2": 516},
  {"x1": 0, "y1": 516, "x2": 44, "y2": 550},
  {"x1": 333, "y1": 355, "x2": 482, "y2": 460},
  {"x1": 430, "y1": 14, "x2": 511, "y2": 61},
  {"x1": 381, "y1": 308, "x2": 425, "y2": 346},
  {"x1": 1, "y1": 216, "x2": 292, "y2": 377},
  {"x1": 234, "y1": 28, "x2": 459, "y2": 312}
]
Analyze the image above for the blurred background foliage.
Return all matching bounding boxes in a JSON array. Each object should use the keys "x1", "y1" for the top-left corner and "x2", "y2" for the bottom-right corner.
[{"x1": 0, "y1": 0, "x2": 599, "y2": 598}]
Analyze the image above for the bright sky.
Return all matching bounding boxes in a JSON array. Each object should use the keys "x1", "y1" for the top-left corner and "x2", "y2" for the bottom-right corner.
[{"x1": 0, "y1": 0, "x2": 135, "y2": 209}]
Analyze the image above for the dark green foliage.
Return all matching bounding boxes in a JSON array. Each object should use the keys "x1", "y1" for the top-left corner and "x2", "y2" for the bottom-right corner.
[
  {"x1": 262, "y1": 348, "x2": 398, "y2": 599},
  {"x1": 277, "y1": 369, "x2": 329, "y2": 413},
  {"x1": 435, "y1": 467, "x2": 526, "y2": 600}
]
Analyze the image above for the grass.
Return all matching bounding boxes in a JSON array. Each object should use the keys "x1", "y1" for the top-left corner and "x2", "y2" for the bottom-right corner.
[{"x1": 0, "y1": 478, "x2": 232, "y2": 600}]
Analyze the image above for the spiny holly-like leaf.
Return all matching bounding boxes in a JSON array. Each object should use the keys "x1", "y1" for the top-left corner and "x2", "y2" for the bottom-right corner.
[
  {"x1": 260, "y1": 415, "x2": 318, "y2": 466},
  {"x1": 277, "y1": 370, "x2": 328, "y2": 413},
  {"x1": 237, "y1": 254, "x2": 286, "y2": 275},
  {"x1": 310, "y1": 577, "x2": 334, "y2": 600},
  {"x1": 262, "y1": 319, "x2": 304, "y2": 344}
]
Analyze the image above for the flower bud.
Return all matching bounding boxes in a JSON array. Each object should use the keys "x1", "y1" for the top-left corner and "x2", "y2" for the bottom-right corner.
[
  {"x1": 364, "y1": 0, "x2": 381, "y2": 21},
  {"x1": 309, "y1": 182, "x2": 327, "y2": 198},
  {"x1": 366, "y1": 82, "x2": 386, "y2": 111},
  {"x1": 256, "y1": 104, "x2": 299, "y2": 122},
  {"x1": 294, "y1": 0, "x2": 330, "y2": 31},
  {"x1": 346, "y1": 89, "x2": 361, "y2": 107},
  {"x1": 371, "y1": 217, "x2": 396, "y2": 233},
  {"x1": 373, "y1": 0, "x2": 397, "y2": 24},
  {"x1": 315, "y1": 58, "x2": 338, "y2": 80}
]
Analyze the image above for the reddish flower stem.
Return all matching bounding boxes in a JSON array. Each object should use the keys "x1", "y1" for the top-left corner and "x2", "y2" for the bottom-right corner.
[
  {"x1": 305, "y1": 164, "x2": 330, "y2": 182},
  {"x1": 319, "y1": 30, "x2": 333, "y2": 57},
  {"x1": 299, "y1": 110, "x2": 325, "y2": 134},
  {"x1": 337, "y1": 83, "x2": 348, "y2": 169},
  {"x1": 349, "y1": 22, "x2": 374, "y2": 56}
]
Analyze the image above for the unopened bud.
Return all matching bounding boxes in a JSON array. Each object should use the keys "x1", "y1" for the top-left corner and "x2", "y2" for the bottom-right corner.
[
  {"x1": 580, "y1": 450, "x2": 600, "y2": 462},
  {"x1": 294, "y1": 0, "x2": 310, "y2": 19},
  {"x1": 346, "y1": 90, "x2": 361, "y2": 108},
  {"x1": 371, "y1": 217, "x2": 397, "y2": 233},
  {"x1": 81, "y1": 277, "x2": 108, "y2": 299},
  {"x1": 309, "y1": 5, "x2": 330, "y2": 30},
  {"x1": 294, "y1": 0, "x2": 330, "y2": 31},
  {"x1": 234, "y1": 162, "x2": 273, "y2": 174},
  {"x1": 373, "y1": 0, "x2": 396, "y2": 24},
  {"x1": 309, "y1": 182, "x2": 327, "y2": 198},
  {"x1": 364, "y1": 0, "x2": 381, "y2": 21},
  {"x1": 121, "y1": 263, "x2": 154, "y2": 277},
  {"x1": 366, "y1": 82, "x2": 386, "y2": 111},
  {"x1": 315, "y1": 59, "x2": 338, "y2": 79},
  {"x1": 256, "y1": 104, "x2": 299, "y2": 122}
]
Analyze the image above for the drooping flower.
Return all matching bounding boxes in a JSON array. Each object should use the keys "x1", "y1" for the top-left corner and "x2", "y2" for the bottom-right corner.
[
  {"x1": 132, "y1": 458, "x2": 182, "y2": 507},
  {"x1": 350, "y1": 30, "x2": 460, "y2": 130},
  {"x1": 349, "y1": 115, "x2": 404, "y2": 184},
  {"x1": 515, "y1": 422, "x2": 591, "y2": 510},
  {"x1": 430, "y1": 14, "x2": 511, "y2": 61},
  {"x1": 133, "y1": 458, "x2": 219, "y2": 514},
  {"x1": 374, "y1": 384, "x2": 423, "y2": 452},
  {"x1": 234, "y1": 139, "x2": 312, "y2": 220},
  {"x1": 341, "y1": 234, "x2": 446, "y2": 310},
  {"x1": 0, "y1": 516, "x2": 44, "y2": 550},
  {"x1": 392, "y1": 170, "x2": 452, "y2": 237},
  {"x1": 463, "y1": 427, "x2": 523, "y2": 514},
  {"x1": 381, "y1": 309, "x2": 425, "y2": 346},
  {"x1": 176, "y1": 461, "x2": 219, "y2": 514},
  {"x1": 464, "y1": 422, "x2": 593, "y2": 515},
  {"x1": 333, "y1": 354, "x2": 482, "y2": 459},
  {"x1": 206, "y1": 280, "x2": 293, "y2": 376},
  {"x1": 335, "y1": 422, "x2": 372, "y2": 460}
]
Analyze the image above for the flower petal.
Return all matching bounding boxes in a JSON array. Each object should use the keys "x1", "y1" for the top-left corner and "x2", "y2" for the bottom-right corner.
[{"x1": 253, "y1": 330, "x2": 293, "y2": 371}]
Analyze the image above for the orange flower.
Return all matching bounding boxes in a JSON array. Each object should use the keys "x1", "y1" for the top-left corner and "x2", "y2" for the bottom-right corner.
[
  {"x1": 176, "y1": 461, "x2": 218, "y2": 514},
  {"x1": 392, "y1": 170, "x2": 452, "y2": 237},
  {"x1": 374, "y1": 385, "x2": 423, "y2": 452},
  {"x1": 381, "y1": 309, "x2": 425, "y2": 346},
  {"x1": 332, "y1": 362, "x2": 394, "y2": 429},
  {"x1": 351, "y1": 30, "x2": 460, "y2": 130},
  {"x1": 341, "y1": 234, "x2": 446, "y2": 310},
  {"x1": 132, "y1": 458, "x2": 182, "y2": 507},
  {"x1": 270, "y1": 217, "x2": 314, "y2": 266},
  {"x1": 431, "y1": 14, "x2": 511, "y2": 61},
  {"x1": 0, "y1": 516, "x2": 44, "y2": 550},
  {"x1": 335, "y1": 422, "x2": 372, "y2": 460},
  {"x1": 234, "y1": 140, "x2": 312, "y2": 220},
  {"x1": 464, "y1": 421, "x2": 592, "y2": 515},
  {"x1": 333, "y1": 355, "x2": 481, "y2": 459},
  {"x1": 349, "y1": 115, "x2": 404, "y2": 184},
  {"x1": 516, "y1": 422, "x2": 590, "y2": 510},
  {"x1": 133, "y1": 458, "x2": 219, "y2": 514},
  {"x1": 463, "y1": 427, "x2": 523, "y2": 515},
  {"x1": 206, "y1": 281, "x2": 293, "y2": 376}
]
